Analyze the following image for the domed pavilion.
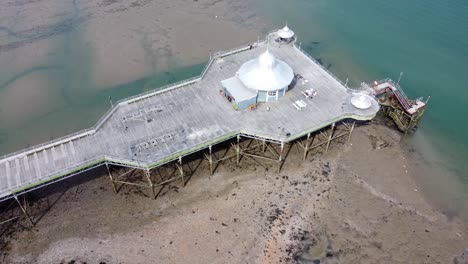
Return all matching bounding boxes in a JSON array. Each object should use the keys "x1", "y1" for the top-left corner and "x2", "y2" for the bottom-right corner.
[
  {"x1": 277, "y1": 25, "x2": 295, "y2": 42},
  {"x1": 221, "y1": 49, "x2": 295, "y2": 110}
]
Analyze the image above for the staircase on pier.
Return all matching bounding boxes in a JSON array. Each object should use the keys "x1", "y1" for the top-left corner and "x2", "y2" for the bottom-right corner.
[{"x1": 368, "y1": 79, "x2": 428, "y2": 132}]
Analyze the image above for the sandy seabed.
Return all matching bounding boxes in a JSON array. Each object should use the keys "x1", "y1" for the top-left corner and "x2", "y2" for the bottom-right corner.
[{"x1": 1, "y1": 123, "x2": 467, "y2": 264}]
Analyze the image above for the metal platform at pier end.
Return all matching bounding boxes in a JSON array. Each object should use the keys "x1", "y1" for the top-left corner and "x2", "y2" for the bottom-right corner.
[{"x1": 0, "y1": 31, "x2": 379, "y2": 203}]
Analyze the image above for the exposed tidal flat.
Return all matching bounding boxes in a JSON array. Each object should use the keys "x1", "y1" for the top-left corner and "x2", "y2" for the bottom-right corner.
[{"x1": 1, "y1": 0, "x2": 468, "y2": 263}]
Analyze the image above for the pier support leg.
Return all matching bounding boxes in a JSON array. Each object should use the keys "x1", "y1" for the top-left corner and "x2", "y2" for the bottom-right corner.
[
  {"x1": 236, "y1": 135, "x2": 240, "y2": 164},
  {"x1": 105, "y1": 163, "x2": 117, "y2": 194},
  {"x1": 13, "y1": 195, "x2": 34, "y2": 227},
  {"x1": 178, "y1": 157, "x2": 185, "y2": 187},
  {"x1": 208, "y1": 145, "x2": 213, "y2": 175},
  {"x1": 262, "y1": 139, "x2": 266, "y2": 153},
  {"x1": 326, "y1": 123, "x2": 336, "y2": 153},
  {"x1": 348, "y1": 122, "x2": 355, "y2": 143},
  {"x1": 145, "y1": 169, "x2": 155, "y2": 199},
  {"x1": 278, "y1": 142, "x2": 284, "y2": 173},
  {"x1": 303, "y1": 133, "x2": 311, "y2": 160}
]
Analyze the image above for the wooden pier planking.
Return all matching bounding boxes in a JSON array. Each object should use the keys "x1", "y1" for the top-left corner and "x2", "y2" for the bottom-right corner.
[
  {"x1": 0, "y1": 37, "x2": 380, "y2": 201},
  {"x1": 60, "y1": 144, "x2": 66, "y2": 160},
  {"x1": 0, "y1": 162, "x2": 7, "y2": 190},
  {"x1": 43, "y1": 149, "x2": 49, "y2": 164},
  {"x1": 14, "y1": 158, "x2": 23, "y2": 184},
  {"x1": 51, "y1": 147, "x2": 58, "y2": 162},
  {"x1": 33, "y1": 153, "x2": 41, "y2": 177},
  {"x1": 23, "y1": 156, "x2": 29, "y2": 171},
  {"x1": 5, "y1": 161, "x2": 13, "y2": 189},
  {"x1": 69, "y1": 141, "x2": 76, "y2": 156}
]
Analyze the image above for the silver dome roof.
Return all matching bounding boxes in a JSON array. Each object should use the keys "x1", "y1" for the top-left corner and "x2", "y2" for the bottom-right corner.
[
  {"x1": 238, "y1": 50, "x2": 294, "y2": 92},
  {"x1": 277, "y1": 25, "x2": 295, "y2": 39},
  {"x1": 351, "y1": 93, "x2": 373, "y2": 109}
]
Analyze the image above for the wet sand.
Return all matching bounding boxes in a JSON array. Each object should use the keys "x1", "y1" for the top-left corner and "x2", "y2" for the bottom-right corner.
[{"x1": 1, "y1": 123, "x2": 467, "y2": 263}]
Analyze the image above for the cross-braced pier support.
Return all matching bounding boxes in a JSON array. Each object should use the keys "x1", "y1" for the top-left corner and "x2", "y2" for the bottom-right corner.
[
  {"x1": 240, "y1": 139, "x2": 286, "y2": 173},
  {"x1": 205, "y1": 135, "x2": 289, "y2": 175},
  {"x1": 105, "y1": 156, "x2": 194, "y2": 199},
  {"x1": 106, "y1": 121, "x2": 357, "y2": 199},
  {"x1": 13, "y1": 195, "x2": 34, "y2": 227},
  {"x1": 296, "y1": 121, "x2": 355, "y2": 160},
  {"x1": 204, "y1": 136, "x2": 243, "y2": 175},
  {"x1": 105, "y1": 164, "x2": 153, "y2": 197},
  {"x1": 0, "y1": 194, "x2": 35, "y2": 228}
]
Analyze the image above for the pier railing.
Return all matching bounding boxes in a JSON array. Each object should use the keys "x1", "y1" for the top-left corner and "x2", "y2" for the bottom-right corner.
[
  {"x1": 0, "y1": 30, "x2": 352, "y2": 163},
  {"x1": 0, "y1": 78, "x2": 201, "y2": 162},
  {"x1": 0, "y1": 128, "x2": 95, "y2": 163},
  {"x1": 294, "y1": 43, "x2": 359, "y2": 93},
  {"x1": 0, "y1": 39, "x2": 265, "y2": 163},
  {"x1": 240, "y1": 129, "x2": 287, "y2": 143},
  {"x1": 377, "y1": 78, "x2": 411, "y2": 101}
]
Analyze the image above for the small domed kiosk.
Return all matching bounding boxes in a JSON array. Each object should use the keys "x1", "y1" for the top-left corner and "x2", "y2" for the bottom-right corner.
[
  {"x1": 238, "y1": 50, "x2": 294, "y2": 102},
  {"x1": 277, "y1": 25, "x2": 295, "y2": 42},
  {"x1": 221, "y1": 49, "x2": 295, "y2": 109},
  {"x1": 351, "y1": 93, "x2": 374, "y2": 110}
]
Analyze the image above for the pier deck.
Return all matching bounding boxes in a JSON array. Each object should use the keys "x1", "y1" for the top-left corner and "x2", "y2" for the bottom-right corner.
[{"x1": 0, "y1": 38, "x2": 379, "y2": 201}]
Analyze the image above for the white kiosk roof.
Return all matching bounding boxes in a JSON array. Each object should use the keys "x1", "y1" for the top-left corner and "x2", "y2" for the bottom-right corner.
[
  {"x1": 351, "y1": 93, "x2": 374, "y2": 109},
  {"x1": 277, "y1": 25, "x2": 295, "y2": 39},
  {"x1": 238, "y1": 50, "x2": 294, "y2": 92}
]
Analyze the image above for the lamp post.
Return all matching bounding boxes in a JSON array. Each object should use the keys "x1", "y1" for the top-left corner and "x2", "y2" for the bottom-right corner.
[{"x1": 397, "y1": 72, "x2": 404, "y2": 85}]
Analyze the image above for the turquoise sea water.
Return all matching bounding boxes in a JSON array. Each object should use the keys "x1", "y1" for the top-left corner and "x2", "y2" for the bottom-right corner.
[
  {"x1": 255, "y1": 0, "x2": 468, "y2": 218},
  {"x1": 0, "y1": 0, "x2": 467, "y2": 218}
]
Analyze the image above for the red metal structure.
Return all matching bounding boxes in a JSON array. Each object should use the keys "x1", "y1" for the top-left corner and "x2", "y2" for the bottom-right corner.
[{"x1": 372, "y1": 79, "x2": 426, "y2": 115}]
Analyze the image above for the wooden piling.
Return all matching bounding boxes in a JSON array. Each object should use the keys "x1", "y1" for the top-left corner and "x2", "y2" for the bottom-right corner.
[
  {"x1": 236, "y1": 135, "x2": 240, "y2": 164},
  {"x1": 14, "y1": 195, "x2": 34, "y2": 227},
  {"x1": 278, "y1": 142, "x2": 284, "y2": 173},
  {"x1": 303, "y1": 133, "x2": 311, "y2": 160},
  {"x1": 178, "y1": 157, "x2": 184, "y2": 187},
  {"x1": 144, "y1": 169, "x2": 155, "y2": 199},
  {"x1": 326, "y1": 123, "x2": 336, "y2": 152},
  {"x1": 348, "y1": 122, "x2": 355, "y2": 143},
  {"x1": 208, "y1": 145, "x2": 213, "y2": 175},
  {"x1": 105, "y1": 163, "x2": 118, "y2": 194}
]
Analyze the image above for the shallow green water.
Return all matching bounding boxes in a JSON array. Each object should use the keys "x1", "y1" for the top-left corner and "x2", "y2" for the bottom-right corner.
[{"x1": 256, "y1": 0, "x2": 468, "y2": 218}]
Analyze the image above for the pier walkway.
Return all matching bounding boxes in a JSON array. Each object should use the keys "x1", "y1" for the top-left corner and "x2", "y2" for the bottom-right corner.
[{"x1": 0, "y1": 35, "x2": 379, "y2": 202}]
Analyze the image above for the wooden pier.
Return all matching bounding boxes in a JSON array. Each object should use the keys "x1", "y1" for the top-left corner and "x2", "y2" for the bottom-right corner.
[{"x1": 0, "y1": 31, "x2": 380, "y2": 224}]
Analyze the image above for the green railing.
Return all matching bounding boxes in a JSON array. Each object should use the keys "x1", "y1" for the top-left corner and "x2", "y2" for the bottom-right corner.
[
  {"x1": 1, "y1": 29, "x2": 382, "y2": 200},
  {"x1": 0, "y1": 39, "x2": 265, "y2": 164}
]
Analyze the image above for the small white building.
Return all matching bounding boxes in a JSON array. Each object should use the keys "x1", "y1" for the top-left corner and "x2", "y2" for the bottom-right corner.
[
  {"x1": 222, "y1": 49, "x2": 295, "y2": 109},
  {"x1": 277, "y1": 25, "x2": 295, "y2": 42}
]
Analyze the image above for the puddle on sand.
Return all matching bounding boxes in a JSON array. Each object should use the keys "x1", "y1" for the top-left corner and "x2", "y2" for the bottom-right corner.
[{"x1": 293, "y1": 231, "x2": 339, "y2": 264}]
